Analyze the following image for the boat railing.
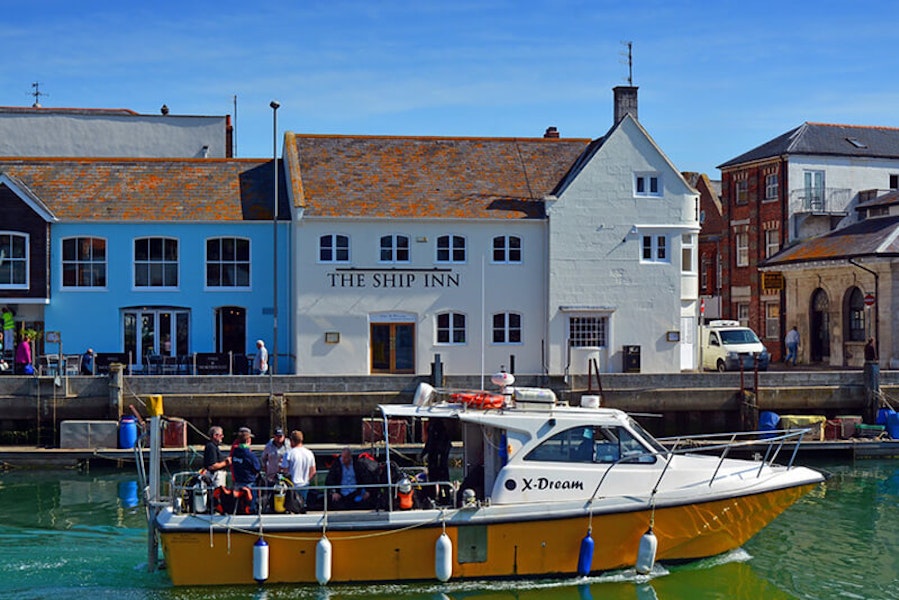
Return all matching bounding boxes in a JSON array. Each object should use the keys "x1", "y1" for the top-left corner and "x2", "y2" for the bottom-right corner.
[
  {"x1": 589, "y1": 428, "x2": 809, "y2": 506},
  {"x1": 167, "y1": 470, "x2": 456, "y2": 515}
]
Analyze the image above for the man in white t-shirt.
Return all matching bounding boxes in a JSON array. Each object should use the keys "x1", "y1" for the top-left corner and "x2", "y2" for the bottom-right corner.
[{"x1": 282, "y1": 430, "x2": 316, "y2": 497}]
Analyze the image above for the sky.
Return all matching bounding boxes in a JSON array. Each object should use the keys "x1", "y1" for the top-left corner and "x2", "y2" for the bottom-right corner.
[{"x1": 4, "y1": 0, "x2": 899, "y2": 176}]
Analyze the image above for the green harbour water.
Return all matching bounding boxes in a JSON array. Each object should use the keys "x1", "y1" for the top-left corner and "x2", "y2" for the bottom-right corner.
[{"x1": 0, "y1": 459, "x2": 896, "y2": 600}]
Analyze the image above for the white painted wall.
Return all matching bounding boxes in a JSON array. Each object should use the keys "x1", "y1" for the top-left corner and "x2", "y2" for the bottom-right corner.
[
  {"x1": 546, "y1": 117, "x2": 699, "y2": 374},
  {"x1": 292, "y1": 218, "x2": 547, "y2": 376}
]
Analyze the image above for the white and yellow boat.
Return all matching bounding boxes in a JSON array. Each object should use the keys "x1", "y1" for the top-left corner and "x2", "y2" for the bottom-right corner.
[{"x1": 141, "y1": 379, "x2": 824, "y2": 586}]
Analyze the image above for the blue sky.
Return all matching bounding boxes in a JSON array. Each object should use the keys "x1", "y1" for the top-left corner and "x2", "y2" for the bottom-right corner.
[{"x1": 3, "y1": 1, "x2": 899, "y2": 176}]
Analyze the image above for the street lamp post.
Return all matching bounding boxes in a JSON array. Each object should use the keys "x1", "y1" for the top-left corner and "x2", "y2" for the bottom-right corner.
[{"x1": 270, "y1": 100, "x2": 280, "y2": 376}]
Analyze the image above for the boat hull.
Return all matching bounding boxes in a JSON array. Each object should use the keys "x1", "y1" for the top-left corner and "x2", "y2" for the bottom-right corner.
[{"x1": 159, "y1": 482, "x2": 817, "y2": 586}]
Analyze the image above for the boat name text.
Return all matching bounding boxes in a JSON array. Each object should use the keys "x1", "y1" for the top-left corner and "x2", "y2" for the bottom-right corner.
[{"x1": 521, "y1": 477, "x2": 584, "y2": 491}]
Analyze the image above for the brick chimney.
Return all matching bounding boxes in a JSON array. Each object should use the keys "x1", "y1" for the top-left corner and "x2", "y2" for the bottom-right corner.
[
  {"x1": 613, "y1": 86, "x2": 638, "y2": 124},
  {"x1": 543, "y1": 126, "x2": 560, "y2": 138}
]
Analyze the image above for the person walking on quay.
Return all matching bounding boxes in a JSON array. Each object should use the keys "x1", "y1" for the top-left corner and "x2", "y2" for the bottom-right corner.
[
  {"x1": 261, "y1": 427, "x2": 289, "y2": 483},
  {"x1": 204, "y1": 426, "x2": 231, "y2": 488},
  {"x1": 865, "y1": 338, "x2": 878, "y2": 362},
  {"x1": 253, "y1": 339, "x2": 268, "y2": 375},
  {"x1": 81, "y1": 348, "x2": 94, "y2": 375},
  {"x1": 14, "y1": 333, "x2": 33, "y2": 375},
  {"x1": 784, "y1": 326, "x2": 800, "y2": 366}
]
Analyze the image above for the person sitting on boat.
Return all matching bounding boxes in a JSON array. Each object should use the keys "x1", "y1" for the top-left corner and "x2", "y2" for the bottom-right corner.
[
  {"x1": 325, "y1": 447, "x2": 375, "y2": 510},
  {"x1": 230, "y1": 427, "x2": 261, "y2": 511}
]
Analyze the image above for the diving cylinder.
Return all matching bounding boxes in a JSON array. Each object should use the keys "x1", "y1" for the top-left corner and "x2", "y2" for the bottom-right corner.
[
  {"x1": 273, "y1": 482, "x2": 287, "y2": 514},
  {"x1": 635, "y1": 528, "x2": 658, "y2": 575},
  {"x1": 253, "y1": 537, "x2": 269, "y2": 583},
  {"x1": 316, "y1": 535, "x2": 332, "y2": 585},
  {"x1": 191, "y1": 480, "x2": 208, "y2": 513},
  {"x1": 435, "y1": 532, "x2": 453, "y2": 582}
]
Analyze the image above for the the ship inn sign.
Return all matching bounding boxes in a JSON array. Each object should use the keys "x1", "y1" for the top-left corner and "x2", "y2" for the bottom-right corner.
[{"x1": 327, "y1": 267, "x2": 461, "y2": 289}]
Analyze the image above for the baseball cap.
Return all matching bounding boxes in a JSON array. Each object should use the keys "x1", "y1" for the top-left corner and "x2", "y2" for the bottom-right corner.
[
  {"x1": 274, "y1": 427, "x2": 285, "y2": 436},
  {"x1": 237, "y1": 426, "x2": 254, "y2": 437}
]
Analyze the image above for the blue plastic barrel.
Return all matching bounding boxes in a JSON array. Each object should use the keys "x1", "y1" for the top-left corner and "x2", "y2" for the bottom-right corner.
[
  {"x1": 759, "y1": 411, "x2": 780, "y2": 438},
  {"x1": 876, "y1": 408, "x2": 896, "y2": 426},
  {"x1": 887, "y1": 412, "x2": 899, "y2": 440},
  {"x1": 118, "y1": 415, "x2": 138, "y2": 449}
]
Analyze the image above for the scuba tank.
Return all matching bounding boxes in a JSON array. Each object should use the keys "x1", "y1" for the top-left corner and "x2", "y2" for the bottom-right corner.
[{"x1": 273, "y1": 480, "x2": 288, "y2": 513}]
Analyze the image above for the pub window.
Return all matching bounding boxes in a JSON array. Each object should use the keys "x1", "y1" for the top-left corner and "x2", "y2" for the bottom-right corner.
[
  {"x1": 379, "y1": 234, "x2": 410, "y2": 263},
  {"x1": 62, "y1": 236, "x2": 107, "y2": 288},
  {"x1": 436, "y1": 312, "x2": 466, "y2": 344},
  {"x1": 134, "y1": 237, "x2": 178, "y2": 288},
  {"x1": 436, "y1": 235, "x2": 466, "y2": 263},
  {"x1": 492, "y1": 312, "x2": 522, "y2": 344},
  {"x1": 319, "y1": 234, "x2": 350, "y2": 263},
  {"x1": 0, "y1": 232, "x2": 27, "y2": 288}
]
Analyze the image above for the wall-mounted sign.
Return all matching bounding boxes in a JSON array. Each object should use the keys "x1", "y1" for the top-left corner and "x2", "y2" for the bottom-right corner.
[{"x1": 761, "y1": 272, "x2": 784, "y2": 291}]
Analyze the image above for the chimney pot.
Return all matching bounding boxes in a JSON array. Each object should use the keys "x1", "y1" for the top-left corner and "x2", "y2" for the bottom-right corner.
[{"x1": 544, "y1": 126, "x2": 560, "y2": 138}]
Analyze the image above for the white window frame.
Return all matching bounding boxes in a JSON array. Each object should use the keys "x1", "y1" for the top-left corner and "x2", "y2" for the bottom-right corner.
[
  {"x1": 61, "y1": 236, "x2": 107, "y2": 289},
  {"x1": 205, "y1": 237, "x2": 251, "y2": 289},
  {"x1": 641, "y1": 234, "x2": 669, "y2": 263},
  {"x1": 737, "y1": 303, "x2": 750, "y2": 327},
  {"x1": 765, "y1": 302, "x2": 780, "y2": 339},
  {"x1": 492, "y1": 312, "x2": 522, "y2": 345},
  {"x1": 379, "y1": 234, "x2": 410, "y2": 264},
  {"x1": 0, "y1": 231, "x2": 28, "y2": 289},
  {"x1": 634, "y1": 173, "x2": 662, "y2": 197},
  {"x1": 492, "y1": 235, "x2": 522, "y2": 264},
  {"x1": 764, "y1": 173, "x2": 778, "y2": 201},
  {"x1": 735, "y1": 179, "x2": 748, "y2": 204},
  {"x1": 764, "y1": 229, "x2": 780, "y2": 258},
  {"x1": 735, "y1": 233, "x2": 749, "y2": 267},
  {"x1": 568, "y1": 315, "x2": 607, "y2": 348},
  {"x1": 681, "y1": 234, "x2": 696, "y2": 274},
  {"x1": 436, "y1": 311, "x2": 466, "y2": 345},
  {"x1": 436, "y1": 234, "x2": 466, "y2": 264},
  {"x1": 319, "y1": 234, "x2": 350, "y2": 264},
  {"x1": 133, "y1": 237, "x2": 179, "y2": 289}
]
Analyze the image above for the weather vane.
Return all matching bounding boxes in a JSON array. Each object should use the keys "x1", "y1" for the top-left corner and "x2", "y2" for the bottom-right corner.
[{"x1": 30, "y1": 81, "x2": 48, "y2": 108}]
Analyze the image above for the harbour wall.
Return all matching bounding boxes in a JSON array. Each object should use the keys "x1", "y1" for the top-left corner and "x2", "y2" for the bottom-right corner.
[{"x1": 0, "y1": 368, "x2": 893, "y2": 445}]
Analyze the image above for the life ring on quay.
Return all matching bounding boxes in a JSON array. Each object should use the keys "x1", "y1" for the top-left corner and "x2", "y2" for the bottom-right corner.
[{"x1": 451, "y1": 392, "x2": 505, "y2": 410}]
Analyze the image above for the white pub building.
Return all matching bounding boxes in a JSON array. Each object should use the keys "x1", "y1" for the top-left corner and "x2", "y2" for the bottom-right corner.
[{"x1": 284, "y1": 87, "x2": 699, "y2": 377}]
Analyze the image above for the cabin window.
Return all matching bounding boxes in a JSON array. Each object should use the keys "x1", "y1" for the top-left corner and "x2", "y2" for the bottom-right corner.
[{"x1": 523, "y1": 425, "x2": 656, "y2": 464}]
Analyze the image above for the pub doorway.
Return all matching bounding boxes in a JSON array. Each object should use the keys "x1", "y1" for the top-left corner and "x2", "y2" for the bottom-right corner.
[
  {"x1": 370, "y1": 322, "x2": 415, "y2": 374},
  {"x1": 810, "y1": 288, "x2": 830, "y2": 363}
]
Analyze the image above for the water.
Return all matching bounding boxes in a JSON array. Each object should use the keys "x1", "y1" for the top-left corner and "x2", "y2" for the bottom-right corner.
[{"x1": 0, "y1": 460, "x2": 896, "y2": 600}]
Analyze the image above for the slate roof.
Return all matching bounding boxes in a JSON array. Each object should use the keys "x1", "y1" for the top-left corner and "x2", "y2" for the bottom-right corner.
[
  {"x1": 718, "y1": 122, "x2": 899, "y2": 169},
  {"x1": 856, "y1": 189, "x2": 899, "y2": 210},
  {"x1": 0, "y1": 157, "x2": 285, "y2": 221},
  {"x1": 760, "y1": 214, "x2": 899, "y2": 267},
  {"x1": 288, "y1": 133, "x2": 591, "y2": 219}
]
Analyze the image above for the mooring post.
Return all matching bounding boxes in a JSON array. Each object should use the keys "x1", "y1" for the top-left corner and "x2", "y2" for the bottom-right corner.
[
  {"x1": 863, "y1": 360, "x2": 880, "y2": 424},
  {"x1": 431, "y1": 353, "x2": 443, "y2": 387},
  {"x1": 108, "y1": 363, "x2": 124, "y2": 419}
]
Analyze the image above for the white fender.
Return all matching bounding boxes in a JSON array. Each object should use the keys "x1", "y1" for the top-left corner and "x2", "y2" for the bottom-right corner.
[
  {"x1": 435, "y1": 532, "x2": 453, "y2": 582},
  {"x1": 635, "y1": 528, "x2": 658, "y2": 575},
  {"x1": 316, "y1": 535, "x2": 332, "y2": 585},
  {"x1": 253, "y1": 537, "x2": 269, "y2": 583}
]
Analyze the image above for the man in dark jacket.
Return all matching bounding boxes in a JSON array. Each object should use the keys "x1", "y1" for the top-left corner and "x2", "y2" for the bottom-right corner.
[
  {"x1": 325, "y1": 447, "x2": 375, "y2": 509},
  {"x1": 230, "y1": 427, "x2": 261, "y2": 489}
]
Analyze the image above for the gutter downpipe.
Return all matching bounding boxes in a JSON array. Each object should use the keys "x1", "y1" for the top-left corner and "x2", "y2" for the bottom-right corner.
[{"x1": 848, "y1": 258, "x2": 879, "y2": 359}]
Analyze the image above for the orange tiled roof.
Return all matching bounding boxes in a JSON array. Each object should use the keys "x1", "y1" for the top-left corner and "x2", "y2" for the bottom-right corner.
[
  {"x1": 0, "y1": 157, "x2": 281, "y2": 221},
  {"x1": 289, "y1": 133, "x2": 591, "y2": 219}
]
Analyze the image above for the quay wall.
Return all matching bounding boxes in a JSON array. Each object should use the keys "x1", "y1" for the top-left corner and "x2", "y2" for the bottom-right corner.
[{"x1": 0, "y1": 370, "x2": 895, "y2": 445}]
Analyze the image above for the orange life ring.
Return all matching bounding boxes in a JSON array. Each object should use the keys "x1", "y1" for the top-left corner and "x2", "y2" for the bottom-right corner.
[{"x1": 451, "y1": 391, "x2": 505, "y2": 410}]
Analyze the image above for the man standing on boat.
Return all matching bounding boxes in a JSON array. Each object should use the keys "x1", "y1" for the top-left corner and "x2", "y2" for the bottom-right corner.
[
  {"x1": 203, "y1": 426, "x2": 230, "y2": 488},
  {"x1": 261, "y1": 427, "x2": 289, "y2": 483},
  {"x1": 326, "y1": 447, "x2": 374, "y2": 509},
  {"x1": 230, "y1": 427, "x2": 261, "y2": 489},
  {"x1": 283, "y1": 430, "x2": 316, "y2": 499}
]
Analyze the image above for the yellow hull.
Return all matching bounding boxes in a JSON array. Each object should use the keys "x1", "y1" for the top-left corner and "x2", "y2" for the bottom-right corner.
[{"x1": 160, "y1": 483, "x2": 816, "y2": 586}]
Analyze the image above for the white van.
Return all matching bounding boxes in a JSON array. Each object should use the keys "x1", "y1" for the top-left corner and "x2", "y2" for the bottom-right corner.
[{"x1": 701, "y1": 320, "x2": 770, "y2": 372}]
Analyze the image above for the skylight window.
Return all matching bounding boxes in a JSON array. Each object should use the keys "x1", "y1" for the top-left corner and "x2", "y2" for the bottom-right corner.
[{"x1": 846, "y1": 137, "x2": 867, "y2": 149}]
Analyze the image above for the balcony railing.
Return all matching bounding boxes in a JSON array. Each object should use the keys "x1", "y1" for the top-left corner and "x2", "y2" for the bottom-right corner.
[{"x1": 789, "y1": 187, "x2": 852, "y2": 214}]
